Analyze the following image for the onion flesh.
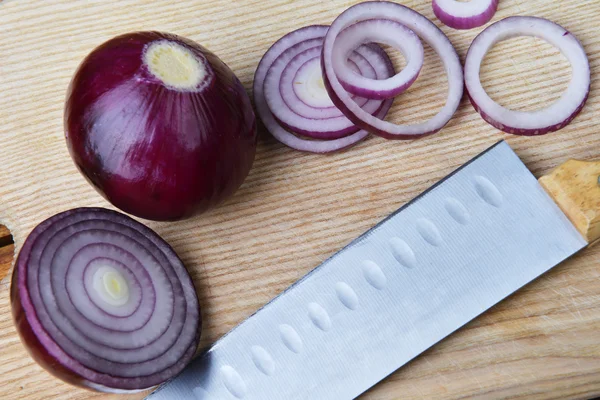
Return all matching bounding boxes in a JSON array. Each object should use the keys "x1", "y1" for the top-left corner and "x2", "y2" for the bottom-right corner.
[
  {"x1": 433, "y1": 0, "x2": 499, "y2": 30},
  {"x1": 65, "y1": 32, "x2": 257, "y2": 221},
  {"x1": 11, "y1": 208, "x2": 200, "y2": 392},
  {"x1": 465, "y1": 16, "x2": 590, "y2": 135},
  {"x1": 322, "y1": 1, "x2": 464, "y2": 140}
]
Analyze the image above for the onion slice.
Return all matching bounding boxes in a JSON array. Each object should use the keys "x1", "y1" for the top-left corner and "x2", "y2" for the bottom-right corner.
[
  {"x1": 465, "y1": 16, "x2": 590, "y2": 135},
  {"x1": 433, "y1": 0, "x2": 499, "y2": 30},
  {"x1": 322, "y1": 1, "x2": 464, "y2": 140},
  {"x1": 254, "y1": 25, "x2": 393, "y2": 152},
  {"x1": 11, "y1": 208, "x2": 200, "y2": 392},
  {"x1": 263, "y1": 26, "x2": 394, "y2": 140},
  {"x1": 334, "y1": 19, "x2": 424, "y2": 99}
]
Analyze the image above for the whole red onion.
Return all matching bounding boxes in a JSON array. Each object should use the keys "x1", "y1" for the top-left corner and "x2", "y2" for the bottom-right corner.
[{"x1": 65, "y1": 32, "x2": 257, "y2": 221}]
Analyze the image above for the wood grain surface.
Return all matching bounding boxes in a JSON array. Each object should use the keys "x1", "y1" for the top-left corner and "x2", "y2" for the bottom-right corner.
[{"x1": 0, "y1": 0, "x2": 599, "y2": 399}]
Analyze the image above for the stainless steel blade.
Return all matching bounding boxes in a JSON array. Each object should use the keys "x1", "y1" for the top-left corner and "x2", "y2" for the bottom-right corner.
[{"x1": 147, "y1": 141, "x2": 586, "y2": 400}]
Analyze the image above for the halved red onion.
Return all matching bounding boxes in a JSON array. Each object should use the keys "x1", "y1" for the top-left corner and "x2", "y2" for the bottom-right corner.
[
  {"x1": 263, "y1": 26, "x2": 393, "y2": 140},
  {"x1": 465, "y1": 16, "x2": 590, "y2": 135},
  {"x1": 11, "y1": 208, "x2": 200, "y2": 392},
  {"x1": 254, "y1": 25, "x2": 393, "y2": 152},
  {"x1": 334, "y1": 19, "x2": 424, "y2": 99},
  {"x1": 433, "y1": 0, "x2": 499, "y2": 30},
  {"x1": 322, "y1": 2, "x2": 464, "y2": 140}
]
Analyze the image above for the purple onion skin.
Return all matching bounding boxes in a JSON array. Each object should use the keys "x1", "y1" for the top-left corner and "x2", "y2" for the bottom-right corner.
[{"x1": 65, "y1": 32, "x2": 257, "y2": 221}]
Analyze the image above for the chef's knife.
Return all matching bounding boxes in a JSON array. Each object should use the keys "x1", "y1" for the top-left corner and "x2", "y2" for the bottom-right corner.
[{"x1": 147, "y1": 140, "x2": 597, "y2": 400}]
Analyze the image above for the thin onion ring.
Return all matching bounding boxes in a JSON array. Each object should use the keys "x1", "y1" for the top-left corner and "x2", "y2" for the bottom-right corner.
[
  {"x1": 322, "y1": 1, "x2": 464, "y2": 140},
  {"x1": 465, "y1": 16, "x2": 590, "y2": 135}
]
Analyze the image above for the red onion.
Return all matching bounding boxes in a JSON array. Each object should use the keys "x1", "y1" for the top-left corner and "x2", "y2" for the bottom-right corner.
[
  {"x1": 65, "y1": 32, "x2": 257, "y2": 221},
  {"x1": 11, "y1": 208, "x2": 200, "y2": 392},
  {"x1": 333, "y1": 19, "x2": 424, "y2": 99},
  {"x1": 254, "y1": 25, "x2": 393, "y2": 153},
  {"x1": 263, "y1": 26, "x2": 394, "y2": 140},
  {"x1": 465, "y1": 17, "x2": 590, "y2": 135},
  {"x1": 433, "y1": 0, "x2": 499, "y2": 30},
  {"x1": 322, "y1": 2, "x2": 464, "y2": 140}
]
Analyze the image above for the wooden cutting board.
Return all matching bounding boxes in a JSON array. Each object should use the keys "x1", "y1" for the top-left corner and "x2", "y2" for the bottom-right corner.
[{"x1": 1, "y1": 0, "x2": 599, "y2": 399}]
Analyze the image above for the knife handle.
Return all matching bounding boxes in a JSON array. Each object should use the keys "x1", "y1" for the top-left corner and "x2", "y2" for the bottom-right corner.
[{"x1": 539, "y1": 159, "x2": 600, "y2": 245}]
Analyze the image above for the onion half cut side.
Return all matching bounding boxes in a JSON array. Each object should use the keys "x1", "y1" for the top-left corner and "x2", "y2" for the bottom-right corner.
[
  {"x1": 11, "y1": 208, "x2": 200, "y2": 392},
  {"x1": 334, "y1": 19, "x2": 424, "y2": 99},
  {"x1": 254, "y1": 25, "x2": 393, "y2": 153},
  {"x1": 465, "y1": 16, "x2": 590, "y2": 135},
  {"x1": 433, "y1": 0, "x2": 499, "y2": 30},
  {"x1": 322, "y1": 1, "x2": 464, "y2": 140}
]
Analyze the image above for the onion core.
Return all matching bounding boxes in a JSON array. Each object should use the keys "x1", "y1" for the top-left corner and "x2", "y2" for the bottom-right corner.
[{"x1": 143, "y1": 41, "x2": 209, "y2": 90}]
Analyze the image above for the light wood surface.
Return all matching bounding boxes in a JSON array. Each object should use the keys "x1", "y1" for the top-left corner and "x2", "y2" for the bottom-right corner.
[{"x1": 1, "y1": 0, "x2": 599, "y2": 399}]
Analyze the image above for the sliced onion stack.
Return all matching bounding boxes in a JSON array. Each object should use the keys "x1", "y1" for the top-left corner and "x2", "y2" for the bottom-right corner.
[
  {"x1": 322, "y1": 2, "x2": 464, "y2": 139},
  {"x1": 254, "y1": 25, "x2": 394, "y2": 152},
  {"x1": 263, "y1": 28, "x2": 392, "y2": 139},
  {"x1": 255, "y1": 3, "x2": 465, "y2": 152},
  {"x1": 465, "y1": 16, "x2": 590, "y2": 135},
  {"x1": 11, "y1": 208, "x2": 200, "y2": 392},
  {"x1": 433, "y1": 0, "x2": 500, "y2": 30}
]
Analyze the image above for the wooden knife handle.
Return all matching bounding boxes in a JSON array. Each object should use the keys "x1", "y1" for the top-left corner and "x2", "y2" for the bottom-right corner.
[{"x1": 539, "y1": 159, "x2": 600, "y2": 245}]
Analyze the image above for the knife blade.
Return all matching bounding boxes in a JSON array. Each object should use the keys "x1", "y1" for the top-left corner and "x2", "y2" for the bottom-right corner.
[{"x1": 147, "y1": 140, "x2": 587, "y2": 400}]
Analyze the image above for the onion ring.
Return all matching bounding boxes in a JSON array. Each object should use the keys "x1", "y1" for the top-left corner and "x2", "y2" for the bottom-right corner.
[
  {"x1": 254, "y1": 25, "x2": 393, "y2": 152},
  {"x1": 465, "y1": 16, "x2": 590, "y2": 135},
  {"x1": 322, "y1": 1, "x2": 463, "y2": 140},
  {"x1": 433, "y1": 0, "x2": 499, "y2": 30},
  {"x1": 334, "y1": 19, "x2": 424, "y2": 99}
]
